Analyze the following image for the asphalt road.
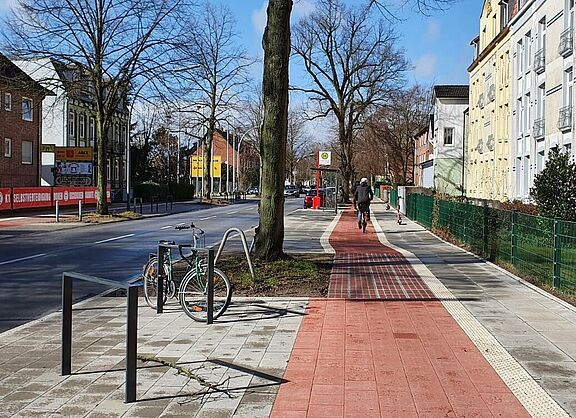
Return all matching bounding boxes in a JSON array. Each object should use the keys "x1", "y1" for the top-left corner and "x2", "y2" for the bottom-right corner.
[{"x1": 0, "y1": 198, "x2": 304, "y2": 332}]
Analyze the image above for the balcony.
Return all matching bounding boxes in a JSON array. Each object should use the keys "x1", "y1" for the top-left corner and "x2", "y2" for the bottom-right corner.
[
  {"x1": 487, "y1": 84, "x2": 496, "y2": 102},
  {"x1": 532, "y1": 118, "x2": 545, "y2": 139},
  {"x1": 558, "y1": 105, "x2": 573, "y2": 131},
  {"x1": 476, "y1": 138, "x2": 484, "y2": 154},
  {"x1": 486, "y1": 134, "x2": 495, "y2": 152},
  {"x1": 534, "y1": 48, "x2": 545, "y2": 74},
  {"x1": 559, "y1": 28, "x2": 573, "y2": 57}
]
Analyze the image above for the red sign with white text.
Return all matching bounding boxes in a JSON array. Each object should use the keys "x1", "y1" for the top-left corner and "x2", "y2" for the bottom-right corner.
[
  {"x1": 0, "y1": 188, "x2": 11, "y2": 210},
  {"x1": 52, "y1": 187, "x2": 85, "y2": 206},
  {"x1": 12, "y1": 187, "x2": 53, "y2": 209},
  {"x1": 83, "y1": 187, "x2": 111, "y2": 204}
]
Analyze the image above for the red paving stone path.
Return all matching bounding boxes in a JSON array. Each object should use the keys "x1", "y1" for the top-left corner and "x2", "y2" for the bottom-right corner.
[{"x1": 271, "y1": 209, "x2": 530, "y2": 417}]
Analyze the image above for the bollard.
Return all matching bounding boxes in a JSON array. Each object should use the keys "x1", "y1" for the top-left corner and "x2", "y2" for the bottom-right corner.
[
  {"x1": 55, "y1": 201, "x2": 60, "y2": 223},
  {"x1": 78, "y1": 200, "x2": 83, "y2": 221}
]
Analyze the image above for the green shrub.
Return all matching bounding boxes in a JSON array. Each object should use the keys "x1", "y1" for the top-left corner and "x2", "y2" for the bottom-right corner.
[
  {"x1": 134, "y1": 181, "x2": 169, "y2": 202},
  {"x1": 168, "y1": 182, "x2": 195, "y2": 201},
  {"x1": 531, "y1": 148, "x2": 576, "y2": 221}
]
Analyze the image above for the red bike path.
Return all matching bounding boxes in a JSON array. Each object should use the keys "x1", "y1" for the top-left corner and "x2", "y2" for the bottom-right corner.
[{"x1": 271, "y1": 208, "x2": 530, "y2": 417}]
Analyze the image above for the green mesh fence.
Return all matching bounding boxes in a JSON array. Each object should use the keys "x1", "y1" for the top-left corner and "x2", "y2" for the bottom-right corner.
[
  {"x1": 403, "y1": 194, "x2": 576, "y2": 295},
  {"x1": 390, "y1": 189, "x2": 398, "y2": 208}
]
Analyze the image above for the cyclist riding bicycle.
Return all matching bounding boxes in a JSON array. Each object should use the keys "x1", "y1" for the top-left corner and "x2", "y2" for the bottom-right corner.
[{"x1": 354, "y1": 177, "x2": 373, "y2": 229}]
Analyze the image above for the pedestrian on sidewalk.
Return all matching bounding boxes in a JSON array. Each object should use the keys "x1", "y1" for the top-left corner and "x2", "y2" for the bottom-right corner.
[{"x1": 354, "y1": 177, "x2": 373, "y2": 228}]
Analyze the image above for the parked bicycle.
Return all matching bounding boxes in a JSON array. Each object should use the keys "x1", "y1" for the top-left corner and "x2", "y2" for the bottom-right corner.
[{"x1": 142, "y1": 223, "x2": 232, "y2": 321}]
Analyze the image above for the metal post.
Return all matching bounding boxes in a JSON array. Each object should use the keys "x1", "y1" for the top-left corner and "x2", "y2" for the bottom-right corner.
[
  {"x1": 78, "y1": 200, "x2": 83, "y2": 221},
  {"x1": 56, "y1": 200, "x2": 60, "y2": 223},
  {"x1": 157, "y1": 245, "x2": 166, "y2": 314},
  {"x1": 61, "y1": 274, "x2": 72, "y2": 375},
  {"x1": 511, "y1": 211, "x2": 518, "y2": 266},
  {"x1": 335, "y1": 175, "x2": 338, "y2": 214},
  {"x1": 553, "y1": 219, "x2": 561, "y2": 288},
  {"x1": 125, "y1": 285, "x2": 138, "y2": 403},
  {"x1": 207, "y1": 248, "x2": 214, "y2": 325}
]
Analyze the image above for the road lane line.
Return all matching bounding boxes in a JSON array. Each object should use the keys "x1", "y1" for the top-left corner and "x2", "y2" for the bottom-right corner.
[
  {"x1": 0, "y1": 217, "x2": 26, "y2": 222},
  {"x1": 199, "y1": 216, "x2": 216, "y2": 221},
  {"x1": 161, "y1": 225, "x2": 172, "y2": 230},
  {"x1": 0, "y1": 253, "x2": 47, "y2": 266},
  {"x1": 94, "y1": 234, "x2": 135, "y2": 244},
  {"x1": 226, "y1": 210, "x2": 239, "y2": 214}
]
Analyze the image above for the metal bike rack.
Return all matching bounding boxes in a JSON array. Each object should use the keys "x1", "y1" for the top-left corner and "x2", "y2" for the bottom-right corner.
[
  {"x1": 61, "y1": 272, "x2": 142, "y2": 403},
  {"x1": 214, "y1": 228, "x2": 256, "y2": 281}
]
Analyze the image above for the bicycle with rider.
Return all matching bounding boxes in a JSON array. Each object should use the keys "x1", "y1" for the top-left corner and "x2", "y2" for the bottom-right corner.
[{"x1": 353, "y1": 177, "x2": 373, "y2": 229}]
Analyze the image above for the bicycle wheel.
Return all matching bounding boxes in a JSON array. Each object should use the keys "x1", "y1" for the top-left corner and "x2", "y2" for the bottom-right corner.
[
  {"x1": 143, "y1": 258, "x2": 175, "y2": 309},
  {"x1": 179, "y1": 267, "x2": 232, "y2": 321}
]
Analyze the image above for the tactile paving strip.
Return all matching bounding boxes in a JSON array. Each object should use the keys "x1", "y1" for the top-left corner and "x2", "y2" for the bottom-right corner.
[{"x1": 372, "y1": 213, "x2": 570, "y2": 418}]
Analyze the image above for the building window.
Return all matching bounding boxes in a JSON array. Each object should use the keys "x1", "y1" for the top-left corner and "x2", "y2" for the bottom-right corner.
[
  {"x1": 4, "y1": 92, "x2": 11, "y2": 111},
  {"x1": 22, "y1": 98, "x2": 33, "y2": 121},
  {"x1": 68, "y1": 110, "x2": 76, "y2": 146},
  {"x1": 21, "y1": 140, "x2": 32, "y2": 164},
  {"x1": 79, "y1": 113, "x2": 86, "y2": 144},
  {"x1": 4, "y1": 138, "x2": 12, "y2": 157},
  {"x1": 444, "y1": 127, "x2": 454, "y2": 145},
  {"x1": 89, "y1": 117, "x2": 95, "y2": 146}
]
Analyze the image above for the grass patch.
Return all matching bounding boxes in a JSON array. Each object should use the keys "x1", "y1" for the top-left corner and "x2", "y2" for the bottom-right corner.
[
  {"x1": 217, "y1": 252, "x2": 333, "y2": 297},
  {"x1": 62, "y1": 211, "x2": 143, "y2": 223}
]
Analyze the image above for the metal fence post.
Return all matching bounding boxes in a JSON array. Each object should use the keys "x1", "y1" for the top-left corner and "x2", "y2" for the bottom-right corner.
[
  {"x1": 125, "y1": 285, "x2": 138, "y2": 403},
  {"x1": 553, "y1": 219, "x2": 561, "y2": 288},
  {"x1": 157, "y1": 245, "x2": 166, "y2": 314},
  {"x1": 61, "y1": 274, "x2": 73, "y2": 375},
  {"x1": 511, "y1": 211, "x2": 518, "y2": 266},
  {"x1": 207, "y1": 248, "x2": 214, "y2": 325},
  {"x1": 482, "y1": 203, "x2": 489, "y2": 257}
]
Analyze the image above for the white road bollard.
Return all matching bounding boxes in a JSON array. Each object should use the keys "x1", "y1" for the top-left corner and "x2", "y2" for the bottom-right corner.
[
  {"x1": 78, "y1": 200, "x2": 83, "y2": 221},
  {"x1": 55, "y1": 200, "x2": 60, "y2": 223}
]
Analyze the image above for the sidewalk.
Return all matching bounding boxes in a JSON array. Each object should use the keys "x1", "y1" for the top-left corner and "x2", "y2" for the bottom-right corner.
[{"x1": 1, "y1": 203, "x2": 575, "y2": 417}]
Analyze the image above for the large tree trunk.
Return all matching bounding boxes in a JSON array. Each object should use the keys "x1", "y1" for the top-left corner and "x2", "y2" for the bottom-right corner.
[
  {"x1": 96, "y1": 115, "x2": 109, "y2": 215},
  {"x1": 253, "y1": 0, "x2": 292, "y2": 261}
]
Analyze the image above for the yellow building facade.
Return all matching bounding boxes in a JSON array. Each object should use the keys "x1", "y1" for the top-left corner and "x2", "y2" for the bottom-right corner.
[{"x1": 467, "y1": 0, "x2": 512, "y2": 201}]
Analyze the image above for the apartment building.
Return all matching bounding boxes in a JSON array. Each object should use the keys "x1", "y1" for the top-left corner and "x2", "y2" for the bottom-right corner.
[
  {"x1": 510, "y1": 0, "x2": 575, "y2": 200},
  {"x1": 413, "y1": 126, "x2": 434, "y2": 188},
  {"x1": 430, "y1": 85, "x2": 469, "y2": 195},
  {"x1": 0, "y1": 54, "x2": 50, "y2": 187},
  {"x1": 15, "y1": 59, "x2": 129, "y2": 197},
  {"x1": 467, "y1": 0, "x2": 513, "y2": 201}
]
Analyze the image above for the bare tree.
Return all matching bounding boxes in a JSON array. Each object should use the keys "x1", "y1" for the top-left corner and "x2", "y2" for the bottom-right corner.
[
  {"x1": 172, "y1": 1, "x2": 253, "y2": 200},
  {"x1": 253, "y1": 0, "x2": 292, "y2": 261},
  {"x1": 293, "y1": 0, "x2": 408, "y2": 201},
  {"x1": 364, "y1": 84, "x2": 431, "y2": 185},
  {"x1": 1, "y1": 0, "x2": 190, "y2": 214},
  {"x1": 286, "y1": 108, "x2": 312, "y2": 185}
]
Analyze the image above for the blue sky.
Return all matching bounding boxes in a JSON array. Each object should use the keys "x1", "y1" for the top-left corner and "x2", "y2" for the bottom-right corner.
[
  {"x1": 0, "y1": 0, "x2": 481, "y2": 86},
  {"x1": 228, "y1": 0, "x2": 482, "y2": 87}
]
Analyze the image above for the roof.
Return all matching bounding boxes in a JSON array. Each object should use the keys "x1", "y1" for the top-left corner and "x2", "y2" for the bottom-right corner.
[
  {"x1": 433, "y1": 85, "x2": 469, "y2": 99},
  {"x1": 0, "y1": 53, "x2": 50, "y2": 95}
]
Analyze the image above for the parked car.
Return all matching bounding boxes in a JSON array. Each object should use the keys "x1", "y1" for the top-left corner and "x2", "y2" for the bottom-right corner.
[
  {"x1": 303, "y1": 189, "x2": 326, "y2": 209},
  {"x1": 284, "y1": 185, "x2": 300, "y2": 198},
  {"x1": 246, "y1": 186, "x2": 259, "y2": 195}
]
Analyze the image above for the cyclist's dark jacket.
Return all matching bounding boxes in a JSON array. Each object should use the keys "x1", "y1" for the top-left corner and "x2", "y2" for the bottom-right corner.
[{"x1": 354, "y1": 184, "x2": 373, "y2": 205}]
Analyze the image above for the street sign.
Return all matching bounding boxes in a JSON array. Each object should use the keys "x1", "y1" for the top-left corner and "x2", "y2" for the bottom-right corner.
[
  {"x1": 41, "y1": 144, "x2": 56, "y2": 153},
  {"x1": 211, "y1": 156, "x2": 221, "y2": 178},
  {"x1": 319, "y1": 150, "x2": 331, "y2": 166}
]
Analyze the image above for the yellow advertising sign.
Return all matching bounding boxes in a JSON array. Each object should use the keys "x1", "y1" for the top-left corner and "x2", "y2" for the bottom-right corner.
[
  {"x1": 190, "y1": 155, "x2": 221, "y2": 178},
  {"x1": 212, "y1": 156, "x2": 221, "y2": 178},
  {"x1": 191, "y1": 156, "x2": 204, "y2": 178},
  {"x1": 56, "y1": 147, "x2": 93, "y2": 161},
  {"x1": 41, "y1": 144, "x2": 56, "y2": 153}
]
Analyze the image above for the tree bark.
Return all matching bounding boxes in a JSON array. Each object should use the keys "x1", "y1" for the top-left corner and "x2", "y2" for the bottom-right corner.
[
  {"x1": 96, "y1": 114, "x2": 109, "y2": 214},
  {"x1": 253, "y1": 0, "x2": 292, "y2": 261}
]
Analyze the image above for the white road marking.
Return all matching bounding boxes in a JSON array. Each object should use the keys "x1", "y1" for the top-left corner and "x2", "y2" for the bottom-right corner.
[
  {"x1": 199, "y1": 216, "x2": 216, "y2": 221},
  {"x1": 0, "y1": 253, "x2": 47, "y2": 266},
  {"x1": 160, "y1": 225, "x2": 172, "y2": 230},
  {"x1": 94, "y1": 234, "x2": 134, "y2": 244},
  {"x1": 0, "y1": 217, "x2": 26, "y2": 222},
  {"x1": 226, "y1": 210, "x2": 239, "y2": 214}
]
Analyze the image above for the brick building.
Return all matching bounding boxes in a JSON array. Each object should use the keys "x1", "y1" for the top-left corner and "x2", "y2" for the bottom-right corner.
[
  {"x1": 0, "y1": 54, "x2": 50, "y2": 187},
  {"x1": 413, "y1": 126, "x2": 434, "y2": 188}
]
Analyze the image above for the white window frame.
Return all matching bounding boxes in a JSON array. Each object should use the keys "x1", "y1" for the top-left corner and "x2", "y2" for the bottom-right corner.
[
  {"x1": 68, "y1": 110, "x2": 76, "y2": 145},
  {"x1": 21, "y1": 140, "x2": 33, "y2": 165},
  {"x1": 564, "y1": 67, "x2": 573, "y2": 107},
  {"x1": 4, "y1": 92, "x2": 12, "y2": 111},
  {"x1": 4, "y1": 138, "x2": 12, "y2": 157},
  {"x1": 79, "y1": 113, "x2": 86, "y2": 140},
  {"x1": 89, "y1": 116, "x2": 95, "y2": 146},
  {"x1": 21, "y1": 97, "x2": 33, "y2": 121},
  {"x1": 444, "y1": 127, "x2": 454, "y2": 146}
]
